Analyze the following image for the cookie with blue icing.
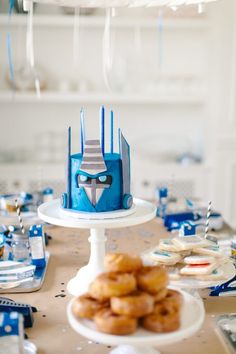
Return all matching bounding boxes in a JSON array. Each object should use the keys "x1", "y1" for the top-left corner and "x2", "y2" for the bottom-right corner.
[{"x1": 150, "y1": 248, "x2": 182, "y2": 265}]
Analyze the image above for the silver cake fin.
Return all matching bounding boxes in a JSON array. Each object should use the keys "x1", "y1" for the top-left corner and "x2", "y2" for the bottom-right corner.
[
  {"x1": 80, "y1": 139, "x2": 107, "y2": 175},
  {"x1": 119, "y1": 130, "x2": 131, "y2": 195}
]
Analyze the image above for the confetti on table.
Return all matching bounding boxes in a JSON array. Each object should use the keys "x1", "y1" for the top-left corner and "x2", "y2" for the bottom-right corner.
[
  {"x1": 106, "y1": 243, "x2": 118, "y2": 251},
  {"x1": 139, "y1": 229, "x2": 154, "y2": 238}
]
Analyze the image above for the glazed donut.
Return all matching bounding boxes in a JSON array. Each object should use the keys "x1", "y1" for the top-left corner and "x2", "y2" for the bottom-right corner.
[
  {"x1": 111, "y1": 291, "x2": 154, "y2": 318},
  {"x1": 136, "y1": 266, "x2": 169, "y2": 294},
  {"x1": 104, "y1": 253, "x2": 142, "y2": 273},
  {"x1": 94, "y1": 308, "x2": 137, "y2": 335},
  {"x1": 72, "y1": 293, "x2": 108, "y2": 319},
  {"x1": 89, "y1": 272, "x2": 137, "y2": 301},
  {"x1": 153, "y1": 287, "x2": 168, "y2": 303},
  {"x1": 143, "y1": 299, "x2": 180, "y2": 333},
  {"x1": 0, "y1": 246, "x2": 4, "y2": 258},
  {"x1": 164, "y1": 289, "x2": 182, "y2": 311}
]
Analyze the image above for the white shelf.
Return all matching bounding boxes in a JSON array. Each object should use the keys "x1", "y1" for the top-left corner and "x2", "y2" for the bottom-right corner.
[
  {"x1": 20, "y1": 0, "x2": 217, "y2": 9},
  {"x1": 0, "y1": 91, "x2": 206, "y2": 104},
  {"x1": 0, "y1": 160, "x2": 208, "y2": 173},
  {"x1": 0, "y1": 14, "x2": 209, "y2": 30},
  {"x1": 132, "y1": 160, "x2": 209, "y2": 173}
]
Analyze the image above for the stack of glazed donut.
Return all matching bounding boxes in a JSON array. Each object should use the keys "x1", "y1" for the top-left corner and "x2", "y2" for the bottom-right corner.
[{"x1": 72, "y1": 253, "x2": 182, "y2": 335}]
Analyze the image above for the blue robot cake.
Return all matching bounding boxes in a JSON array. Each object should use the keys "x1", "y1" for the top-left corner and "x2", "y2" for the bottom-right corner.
[{"x1": 61, "y1": 107, "x2": 133, "y2": 213}]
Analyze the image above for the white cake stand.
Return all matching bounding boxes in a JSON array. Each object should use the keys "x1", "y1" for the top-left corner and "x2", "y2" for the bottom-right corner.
[
  {"x1": 169, "y1": 261, "x2": 236, "y2": 290},
  {"x1": 142, "y1": 250, "x2": 236, "y2": 299},
  {"x1": 38, "y1": 198, "x2": 156, "y2": 296},
  {"x1": 67, "y1": 287, "x2": 205, "y2": 354}
]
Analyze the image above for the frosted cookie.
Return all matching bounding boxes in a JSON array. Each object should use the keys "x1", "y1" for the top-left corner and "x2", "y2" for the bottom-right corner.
[
  {"x1": 150, "y1": 249, "x2": 182, "y2": 265},
  {"x1": 176, "y1": 250, "x2": 192, "y2": 259},
  {"x1": 158, "y1": 239, "x2": 181, "y2": 252},
  {"x1": 192, "y1": 245, "x2": 225, "y2": 258},
  {"x1": 166, "y1": 266, "x2": 181, "y2": 280},
  {"x1": 194, "y1": 267, "x2": 225, "y2": 281},
  {"x1": 183, "y1": 255, "x2": 216, "y2": 265},
  {"x1": 172, "y1": 236, "x2": 212, "y2": 251},
  {"x1": 180, "y1": 262, "x2": 218, "y2": 276}
]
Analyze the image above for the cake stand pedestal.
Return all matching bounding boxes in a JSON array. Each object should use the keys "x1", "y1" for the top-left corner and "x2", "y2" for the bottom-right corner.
[
  {"x1": 67, "y1": 287, "x2": 205, "y2": 354},
  {"x1": 38, "y1": 198, "x2": 156, "y2": 296}
]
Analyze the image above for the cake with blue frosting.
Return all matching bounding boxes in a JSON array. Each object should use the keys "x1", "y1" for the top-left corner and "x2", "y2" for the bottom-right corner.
[{"x1": 61, "y1": 107, "x2": 133, "y2": 213}]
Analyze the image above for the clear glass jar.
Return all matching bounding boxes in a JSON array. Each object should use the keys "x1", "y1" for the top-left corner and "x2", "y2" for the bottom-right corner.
[{"x1": 11, "y1": 233, "x2": 31, "y2": 264}]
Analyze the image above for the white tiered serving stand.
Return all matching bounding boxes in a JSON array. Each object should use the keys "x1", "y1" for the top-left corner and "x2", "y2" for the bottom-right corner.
[
  {"x1": 38, "y1": 198, "x2": 156, "y2": 296},
  {"x1": 169, "y1": 261, "x2": 236, "y2": 290},
  {"x1": 142, "y1": 248, "x2": 236, "y2": 299},
  {"x1": 67, "y1": 286, "x2": 205, "y2": 354}
]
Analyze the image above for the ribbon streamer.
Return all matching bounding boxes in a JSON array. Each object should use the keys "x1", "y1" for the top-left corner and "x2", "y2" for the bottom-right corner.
[
  {"x1": 102, "y1": 8, "x2": 112, "y2": 91},
  {"x1": 26, "y1": 1, "x2": 41, "y2": 98},
  {"x1": 73, "y1": 7, "x2": 80, "y2": 69},
  {"x1": 157, "y1": 9, "x2": 163, "y2": 70},
  {"x1": 6, "y1": 0, "x2": 15, "y2": 88}
]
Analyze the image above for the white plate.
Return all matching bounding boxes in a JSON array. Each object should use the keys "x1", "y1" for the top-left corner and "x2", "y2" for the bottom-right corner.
[
  {"x1": 169, "y1": 261, "x2": 236, "y2": 289},
  {"x1": 60, "y1": 203, "x2": 137, "y2": 220},
  {"x1": 142, "y1": 248, "x2": 235, "y2": 289},
  {"x1": 24, "y1": 340, "x2": 37, "y2": 354},
  {"x1": 38, "y1": 198, "x2": 156, "y2": 229},
  {"x1": 67, "y1": 287, "x2": 204, "y2": 347},
  {"x1": 0, "y1": 277, "x2": 34, "y2": 289}
]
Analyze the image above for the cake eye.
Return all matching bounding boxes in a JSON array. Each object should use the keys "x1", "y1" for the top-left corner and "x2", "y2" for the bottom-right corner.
[
  {"x1": 97, "y1": 175, "x2": 112, "y2": 186},
  {"x1": 80, "y1": 175, "x2": 88, "y2": 182},
  {"x1": 98, "y1": 175, "x2": 107, "y2": 183}
]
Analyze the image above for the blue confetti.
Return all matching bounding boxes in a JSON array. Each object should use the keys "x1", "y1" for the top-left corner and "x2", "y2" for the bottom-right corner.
[{"x1": 107, "y1": 243, "x2": 118, "y2": 251}]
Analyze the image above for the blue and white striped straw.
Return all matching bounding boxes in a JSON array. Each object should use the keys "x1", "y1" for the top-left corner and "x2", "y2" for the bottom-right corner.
[
  {"x1": 204, "y1": 201, "x2": 212, "y2": 238},
  {"x1": 15, "y1": 199, "x2": 25, "y2": 235}
]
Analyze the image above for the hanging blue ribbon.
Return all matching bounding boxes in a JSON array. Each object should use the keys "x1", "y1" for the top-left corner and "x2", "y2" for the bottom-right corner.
[
  {"x1": 7, "y1": 0, "x2": 15, "y2": 86},
  {"x1": 9, "y1": 0, "x2": 14, "y2": 16},
  {"x1": 7, "y1": 32, "x2": 14, "y2": 84}
]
